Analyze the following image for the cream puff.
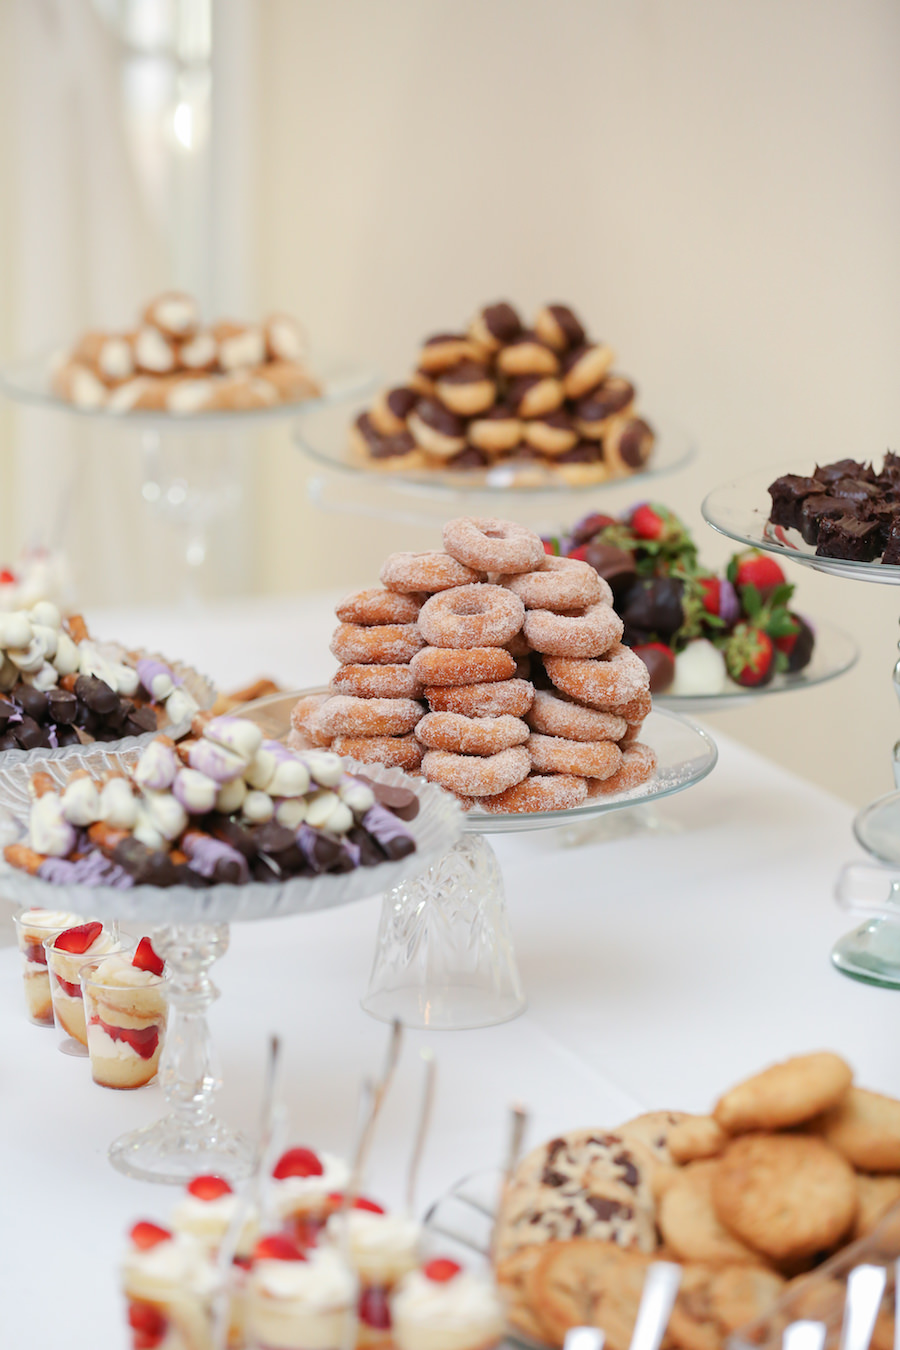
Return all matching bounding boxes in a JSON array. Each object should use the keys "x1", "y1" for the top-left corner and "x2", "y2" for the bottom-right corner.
[
  {"x1": 349, "y1": 412, "x2": 383, "y2": 460},
  {"x1": 164, "y1": 377, "x2": 218, "y2": 415},
  {"x1": 468, "y1": 301, "x2": 522, "y2": 353},
  {"x1": 217, "y1": 371, "x2": 278, "y2": 409},
  {"x1": 178, "y1": 329, "x2": 219, "y2": 373},
  {"x1": 467, "y1": 403, "x2": 522, "y2": 454},
  {"x1": 446, "y1": 446, "x2": 491, "y2": 471},
  {"x1": 256, "y1": 361, "x2": 320, "y2": 403},
  {"x1": 51, "y1": 361, "x2": 108, "y2": 409},
  {"x1": 534, "y1": 303, "x2": 587, "y2": 352},
  {"x1": 560, "y1": 341, "x2": 615, "y2": 398},
  {"x1": 263, "y1": 312, "x2": 306, "y2": 363},
  {"x1": 434, "y1": 362, "x2": 496, "y2": 417},
  {"x1": 417, "y1": 333, "x2": 483, "y2": 374},
  {"x1": 573, "y1": 375, "x2": 636, "y2": 437},
  {"x1": 522, "y1": 409, "x2": 578, "y2": 457},
  {"x1": 73, "y1": 332, "x2": 135, "y2": 385},
  {"x1": 506, "y1": 374, "x2": 565, "y2": 419},
  {"x1": 134, "y1": 326, "x2": 178, "y2": 376},
  {"x1": 603, "y1": 415, "x2": 655, "y2": 475},
  {"x1": 213, "y1": 321, "x2": 265, "y2": 372},
  {"x1": 106, "y1": 377, "x2": 166, "y2": 413},
  {"x1": 496, "y1": 332, "x2": 559, "y2": 377},
  {"x1": 407, "y1": 398, "x2": 467, "y2": 458},
  {"x1": 369, "y1": 386, "x2": 418, "y2": 436},
  {"x1": 143, "y1": 291, "x2": 200, "y2": 340}
]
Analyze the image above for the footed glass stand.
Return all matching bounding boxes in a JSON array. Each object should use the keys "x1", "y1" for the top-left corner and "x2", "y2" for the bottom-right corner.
[
  {"x1": 702, "y1": 467, "x2": 900, "y2": 987},
  {"x1": 831, "y1": 791, "x2": 900, "y2": 990}
]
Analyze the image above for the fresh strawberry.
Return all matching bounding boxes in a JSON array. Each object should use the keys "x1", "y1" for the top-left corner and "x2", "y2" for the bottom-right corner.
[
  {"x1": 541, "y1": 537, "x2": 559, "y2": 556},
  {"x1": 423, "y1": 1258, "x2": 461, "y2": 1283},
  {"x1": 359, "y1": 1285, "x2": 392, "y2": 1329},
  {"x1": 272, "y1": 1146, "x2": 323, "y2": 1180},
  {"x1": 774, "y1": 612, "x2": 815, "y2": 672},
  {"x1": 729, "y1": 550, "x2": 786, "y2": 599},
  {"x1": 187, "y1": 1174, "x2": 233, "y2": 1201},
  {"x1": 630, "y1": 503, "x2": 666, "y2": 540},
  {"x1": 128, "y1": 1301, "x2": 167, "y2": 1349},
  {"x1": 133, "y1": 937, "x2": 165, "y2": 977},
  {"x1": 129, "y1": 1221, "x2": 172, "y2": 1250},
  {"x1": 54, "y1": 921, "x2": 103, "y2": 954},
  {"x1": 698, "y1": 576, "x2": 720, "y2": 615},
  {"x1": 327, "y1": 1192, "x2": 385, "y2": 1213},
  {"x1": 565, "y1": 544, "x2": 590, "y2": 562},
  {"x1": 254, "y1": 1234, "x2": 307, "y2": 1262},
  {"x1": 0, "y1": 569, "x2": 15, "y2": 585},
  {"x1": 724, "y1": 622, "x2": 776, "y2": 687},
  {"x1": 632, "y1": 643, "x2": 676, "y2": 693}
]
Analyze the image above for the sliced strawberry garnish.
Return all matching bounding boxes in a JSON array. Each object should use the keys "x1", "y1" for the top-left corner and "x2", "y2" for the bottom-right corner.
[
  {"x1": 423, "y1": 1257, "x2": 461, "y2": 1282},
  {"x1": 23, "y1": 940, "x2": 47, "y2": 965},
  {"x1": 0, "y1": 569, "x2": 15, "y2": 584},
  {"x1": 359, "y1": 1285, "x2": 392, "y2": 1328},
  {"x1": 128, "y1": 1301, "x2": 167, "y2": 1349},
  {"x1": 91, "y1": 1017, "x2": 160, "y2": 1060},
  {"x1": 54, "y1": 921, "x2": 103, "y2": 954},
  {"x1": 129, "y1": 1221, "x2": 171, "y2": 1250},
  {"x1": 254, "y1": 1234, "x2": 307, "y2": 1262},
  {"x1": 187, "y1": 1174, "x2": 233, "y2": 1201},
  {"x1": 272, "y1": 1146, "x2": 323, "y2": 1180},
  {"x1": 327, "y1": 1192, "x2": 385, "y2": 1214},
  {"x1": 55, "y1": 974, "x2": 82, "y2": 999},
  {"x1": 133, "y1": 937, "x2": 165, "y2": 977}
]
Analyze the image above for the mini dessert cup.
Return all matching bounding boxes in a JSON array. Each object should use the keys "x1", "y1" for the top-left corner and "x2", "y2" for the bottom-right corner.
[
  {"x1": 270, "y1": 1147, "x2": 351, "y2": 1249},
  {"x1": 44, "y1": 923, "x2": 123, "y2": 1055},
  {"x1": 122, "y1": 1221, "x2": 223, "y2": 1350},
  {"x1": 81, "y1": 951, "x2": 168, "y2": 1089},
  {"x1": 389, "y1": 1261, "x2": 506, "y2": 1350},
  {"x1": 12, "y1": 908, "x2": 84, "y2": 1026},
  {"x1": 245, "y1": 1240, "x2": 358, "y2": 1350},
  {"x1": 326, "y1": 1206, "x2": 421, "y2": 1349}
]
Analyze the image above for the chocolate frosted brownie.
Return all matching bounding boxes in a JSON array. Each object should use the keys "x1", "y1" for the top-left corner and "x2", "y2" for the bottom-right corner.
[
  {"x1": 767, "y1": 455, "x2": 900, "y2": 563},
  {"x1": 815, "y1": 514, "x2": 881, "y2": 561}
]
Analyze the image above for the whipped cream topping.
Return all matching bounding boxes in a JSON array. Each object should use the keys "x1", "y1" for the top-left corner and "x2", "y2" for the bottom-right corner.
[
  {"x1": 253, "y1": 1246, "x2": 355, "y2": 1307},
  {"x1": 123, "y1": 1232, "x2": 220, "y2": 1298},
  {"x1": 86, "y1": 1023, "x2": 146, "y2": 1061},
  {"x1": 326, "y1": 1209, "x2": 421, "y2": 1262},
  {"x1": 89, "y1": 951, "x2": 163, "y2": 988},
  {"x1": 391, "y1": 1269, "x2": 505, "y2": 1331},
  {"x1": 171, "y1": 1190, "x2": 241, "y2": 1231},
  {"x1": 270, "y1": 1152, "x2": 349, "y2": 1218},
  {"x1": 19, "y1": 908, "x2": 83, "y2": 931}
]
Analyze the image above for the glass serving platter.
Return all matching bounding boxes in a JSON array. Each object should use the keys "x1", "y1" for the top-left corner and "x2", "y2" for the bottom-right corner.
[
  {"x1": 0, "y1": 350, "x2": 374, "y2": 429},
  {"x1": 294, "y1": 397, "x2": 694, "y2": 498},
  {"x1": 656, "y1": 615, "x2": 858, "y2": 714},
  {"x1": 702, "y1": 466, "x2": 900, "y2": 585}
]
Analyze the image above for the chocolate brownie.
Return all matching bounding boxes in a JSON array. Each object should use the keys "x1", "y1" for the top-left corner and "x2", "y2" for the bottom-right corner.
[
  {"x1": 814, "y1": 458, "x2": 875, "y2": 485},
  {"x1": 767, "y1": 475, "x2": 823, "y2": 531},
  {"x1": 883, "y1": 518, "x2": 900, "y2": 566},
  {"x1": 798, "y1": 493, "x2": 857, "y2": 545},
  {"x1": 816, "y1": 514, "x2": 881, "y2": 561}
]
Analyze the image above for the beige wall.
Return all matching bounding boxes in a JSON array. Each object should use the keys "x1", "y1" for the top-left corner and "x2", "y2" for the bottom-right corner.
[{"x1": 252, "y1": 0, "x2": 900, "y2": 807}]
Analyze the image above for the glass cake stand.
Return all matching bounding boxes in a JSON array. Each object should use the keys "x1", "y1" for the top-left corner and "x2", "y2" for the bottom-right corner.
[
  {"x1": 236, "y1": 690, "x2": 717, "y2": 1033},
  {"x1": 703, "y1": 465, "x2": 900, "y2": 986},
  {"x1": 656, "y1": 615, "x2": 858, "y2": 714},
  {"x1": 828, "y1": 792, "x2": 900, "y2": 989},
  {"x1": 294, "y1": 398, "x2": 695, "y2": 524},
  {"x1": 0, "y1": 745, "x2": 462, "y2": 1184},
  {"x1": 0, "y1": 353, "x2": 373, "y2": 593}
]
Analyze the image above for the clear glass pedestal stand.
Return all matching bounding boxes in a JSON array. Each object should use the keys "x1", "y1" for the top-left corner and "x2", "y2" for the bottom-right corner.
[{"x1": 108, "y1": 921, "x2": 254, "y2": 1184}]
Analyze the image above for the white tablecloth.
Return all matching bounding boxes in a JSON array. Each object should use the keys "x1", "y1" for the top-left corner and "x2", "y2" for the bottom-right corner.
[{"x1": 1, "y1": 597, "x2": 889, "y2": 1349}]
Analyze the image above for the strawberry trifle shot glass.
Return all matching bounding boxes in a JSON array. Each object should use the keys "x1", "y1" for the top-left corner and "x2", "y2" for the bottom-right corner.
[
  {"x1": 389, "y1": 1259, "x2": 506, "y2": 1350},
  {"x1": 122, "y1": 1219, "x2": 223, "y2": 1350},
  {"x1": 245, "y1": 1233, "x2": 357, "y2": 1350},
  {"x1": 172, "y1": 1174, "x2": 260, "y2": 1347},
  {"x1": 325, "y1": 1200, "x2": 422, "y2": 1349},
  {"x1": 44, "y1": 920, "x2": 122, "y2": 1054},
  {"x1": 81, "y1": 937, "x2": 168, "y2": 1089},
  {"x1": 12, "y1": 907, "x2": 84, "y2": 1025},
  {"x1": 269, "y1": 1146, "x2": 351, "y2": 1249}
]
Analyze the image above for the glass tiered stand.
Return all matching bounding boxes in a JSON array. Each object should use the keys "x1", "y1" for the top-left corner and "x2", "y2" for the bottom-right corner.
[
  {"x1": 0, "y1": 747, "x2": 462, "y2": 1184},
  {"x1": 703, "y1": 465, "x2": 900, "y2": 987},
  {"x1": 236, "y1": 690, "x2": 718, "y2": 1032}
]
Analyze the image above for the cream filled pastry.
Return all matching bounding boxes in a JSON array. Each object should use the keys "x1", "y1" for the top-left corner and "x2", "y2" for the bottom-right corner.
[
  {"x1": 122, "y1": 1221, "x2": 221, "y2": 1350},
  {"x1": 390, "y1": 1261, "x2": 505, "y2": 1350},
  {"x1": 171, "y1": 1174, "x2": 259, "y2": 1259},
  {"x1": 246, "y1": 1238, "x2": 357, "y2": 1350}
]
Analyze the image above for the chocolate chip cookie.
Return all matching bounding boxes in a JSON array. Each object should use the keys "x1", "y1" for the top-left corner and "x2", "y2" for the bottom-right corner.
[
  {"x1": 713, "y1": 1053, "x2": 852, "y2": 1134},
  {"x1": 658, "y1": 1160, "x2": 763, "y2": 1266},
  {"x1": 815, "y1": 1087, "x2": 900, "y2": 1172}
]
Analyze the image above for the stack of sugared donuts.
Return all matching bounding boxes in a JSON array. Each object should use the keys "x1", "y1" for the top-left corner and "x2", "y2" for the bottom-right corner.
[
  {"x1": 291, "y1": 517, "x2": 657, "y2": 813},
  {"x1": 350, "y1": 301, "x2": 656, "y2": 486}
]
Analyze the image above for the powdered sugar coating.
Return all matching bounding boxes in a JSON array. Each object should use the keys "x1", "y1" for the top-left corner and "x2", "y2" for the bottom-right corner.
[
  {"x1": 318, "y1": 695, "x2": 425, "y2": 738},
  {"x1": 329, "y1": 623, "x2": 424, "y2": 666},
  {"x1": 416, "y1": 712, "x2": 529, "y2": 756},
  {"x1": 502, "y1": 555, "x2": 612, "y2": 610},
  {"x1": 425, "y1": 678, "x2": 534, "y2": 718},
  {"x1": 526, "y1": 689, "x2": 628, "y2": 743},
  {"x1": 330, "y1": 664, "x2": 424, "y2": 700},
  {"x1": 418, "y1": 584, "x2": 525, "y2": 650},
  {"x1": 330, "y1": 734, "x2": 423, "y2": 772},
  {"x1": 478, "y1": 774, "x2": 588, "y2": 814},
  {"x1": 380, "y1": 551, "x2": 483, "y2": 593},
  {"x1": 335, "y1": 588, "x2": 424, "y2": 625},
  {"x1": 523, "y1": 602, "x2": 624, "y2": 658},
  {"x1": 422, "y1": 745, "x2": 530, "y2": 797},
  {"x1": 528, "y1": 732, "x2": 622, "y2": 779},
  {"x1": 410, "y1": 646, "x2": 516, "y2": 688},
  {"x1": 442, "y1": 516, "x2": 545, "y2": 573},
  {"x1": 586, "y1": 743, "x2": 657, "y2": 795},
  {"x1": 545, "y1": 643, "x2": 650, "y2": 709}
]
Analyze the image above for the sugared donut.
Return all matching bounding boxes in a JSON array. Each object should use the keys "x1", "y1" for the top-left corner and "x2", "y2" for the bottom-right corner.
[
  {"x1": 290, "y1": 693, "x2": 332, "y2": 747},
  {"x1": 523, "y1": 603, "x2": 623, "y2": 659},
  {"x1": 416, "y1": 712, "x2": 529, "y2": 756},
  {"x1": 335, "y1": 588, "x2": 424, "y2": 625},
  {"x1": 544, "y1": 644, "x2": 650, "y2": 710},
  {"x1": 332, "y1": 734, "x2": 423, "y2": 772},
  {"x1": 418, "y1": 584, "x2": 525, "y2": 650},
  {"x1": 501, "y1": 555, "x2": 612, "y2": 611},
  {"x1": 620, "y1": 721, "x2": 644, "y2": 746},
  {"x1": 380, "y1": 551, "x2": 483, "y2": 593},
  {"x1": 422, "y1": 746, "x2": 530, "y2": 797},
  {"x1": 425, "y1": 678, "x2": 534, "y2": 718},
  {"x1": 410, "y1": 646, "x2": 516, "y2": 688},
  {"x1": 586, "y1": 743, "x2": 657, "y2": 795},
  {"x1": 477, "y1": 774, "x2": 588, "y2": 814},
  {"x1": 442, "y1": 517, "x2": 545, "y2": 574},
  {"x1": 526, "y1": 689, "x2": 627, "y2": 743},
  {"x1": 527, "y1": 733, "x2": 622, "y2": 779},
  {"x1": 318, "y1": 695, "x2": 425, "y2": 738},
  {"x1": 606, "y1": 689, "x2": 653, "y2": 725},
  {"x1": 330, "y1": 622, "x2": 424, "y2": 665},
  {"x1": 331, "y1": 664, "x2": 424, "y2": 700},
  {"x1": 506, "y1": 630, "x2": 531, "y2": 658}
]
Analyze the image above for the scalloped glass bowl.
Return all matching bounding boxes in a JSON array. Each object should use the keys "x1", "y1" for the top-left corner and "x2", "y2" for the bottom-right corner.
[
  {"x1": 0, "y1": 351, "x2": 375, "y2": 429},
  {"x1": 294, "y1": 397, "x2": 694, "y2": 498},
  {"x1": 0, "y1": 648, "x2": 215, "y2": 768},
  {"x1": 702, "y1": 465, "x2": 900, "y2": 585}
]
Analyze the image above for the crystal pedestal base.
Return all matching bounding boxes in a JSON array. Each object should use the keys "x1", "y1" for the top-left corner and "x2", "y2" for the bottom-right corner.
[
  {"x1": 831, "y1": 919, "x2": 900, "y2": 990},
  {"x1": 362, "y1": 834, "x2": 526, "y2": 1031}
]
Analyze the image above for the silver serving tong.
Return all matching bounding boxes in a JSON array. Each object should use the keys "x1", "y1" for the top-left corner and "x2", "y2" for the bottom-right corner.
[
  {"x1": 840, "y1": 1264, "x2": 887, "y2": 1350},
  {"x1": 782, "y1": 1320, "x2": 828, "y2": 1350},
  {"x1": 343, "y1": 1019, "x2": 403, "y2": 1211},
  {"x1": 565, "y1": 1329, "x2": 605, "y2": 1350},
  {"x1": 406, "y1": 1049, "x2": 437, "y2": 1216},
  {"x1": 488, "y1": 1102, "x2": 528, "y2": 1261},
  {"x1": 628, "y1": 1261, "x2": 682, "y2": 1350}
]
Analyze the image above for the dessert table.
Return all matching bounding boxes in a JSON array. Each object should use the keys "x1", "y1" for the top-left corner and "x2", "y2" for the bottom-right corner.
[{"x1": 1, "y1": 594, "x2": 893, "y2": 1350}]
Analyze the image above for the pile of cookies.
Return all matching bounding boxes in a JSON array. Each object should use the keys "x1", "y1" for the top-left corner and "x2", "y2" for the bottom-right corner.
[
  {"x1": 291, "y1": 515, "x2": 656, "y2": 813},
  {"x1": 350, "y1": 301, "x2": 656, "y2": 485},
  {"x1": 495, "y1": 1052, "x2": 900, "y2": 1350},
  {"x1": 50, "y1": 292, "x2": 320, "y2": 414}
]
